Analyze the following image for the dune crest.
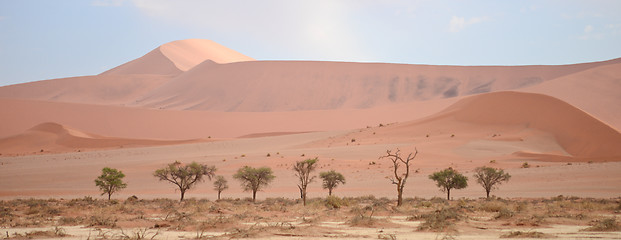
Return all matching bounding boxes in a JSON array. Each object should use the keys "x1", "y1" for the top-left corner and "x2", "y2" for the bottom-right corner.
[
  {"x1": 159, "y1": 39, "x2": 255, "y2": 70},
  {"x1": 101, "y1": 39, "x2": 254, "y2": 75}
]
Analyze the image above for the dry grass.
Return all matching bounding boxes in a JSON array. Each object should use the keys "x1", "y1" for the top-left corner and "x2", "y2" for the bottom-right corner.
[{"x1": 0, "y1": 196, "x2": 619, "y2": 239}]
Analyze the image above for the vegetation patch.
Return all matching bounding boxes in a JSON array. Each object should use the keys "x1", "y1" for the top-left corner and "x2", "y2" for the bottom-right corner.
[{"x1": 500, "y1": 230, "x2": 554, "y2": 238}]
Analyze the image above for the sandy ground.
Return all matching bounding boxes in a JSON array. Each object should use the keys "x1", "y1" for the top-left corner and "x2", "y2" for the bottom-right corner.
[{"x1": 1, "y1": 129, "x2": 620, "y2": 200}]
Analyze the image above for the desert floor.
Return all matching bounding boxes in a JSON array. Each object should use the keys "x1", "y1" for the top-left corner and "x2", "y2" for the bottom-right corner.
[{"x1": 1, "y1": 196, "x2": 620, "y2": 239}]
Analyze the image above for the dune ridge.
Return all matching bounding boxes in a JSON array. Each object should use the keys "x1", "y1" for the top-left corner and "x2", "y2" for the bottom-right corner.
[{"x1": 101, "y1": 39, "x2": 254, "y2": 75}]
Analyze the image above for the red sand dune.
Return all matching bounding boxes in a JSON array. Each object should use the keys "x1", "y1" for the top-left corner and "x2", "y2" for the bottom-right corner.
[
  {"x1": 0, "y1": 74, "x2": 172, "y2": 106},
  {"x1": 134, "y1": 59, "x2": 621, "y2": 111},
  {"x1": 520, "y1": 62, "x2": 621, "y2": 131},
  {"x1": 101, "y1": 39, "x2": 254, "y2": 75},
  {"x1": 307, "y1": 91, "x2": 621, "y2": 161},
  {"x1": 0, "y1": 122, "x2": 198, "y2": 155}
]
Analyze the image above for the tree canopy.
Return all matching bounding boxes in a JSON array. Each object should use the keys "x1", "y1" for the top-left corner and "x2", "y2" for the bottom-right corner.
[
  {"x1": 319, "y1": 170, "x2": 346, "y2": 196},
  {"x1": 153, "y1": 161, "x2": 216, "y2": 201},
  {"x1": 94, "y1": 167, "x2": 127, "y2": 200},
  {"x1": 474, "y1": 166, "x2": 511, "y2": 199},
  {"x1": 429, "y1": 167, "x2": 468, "y2": 200},
  {"x1": 233, "y1": 166, "x2": 275, "y2": 202}
]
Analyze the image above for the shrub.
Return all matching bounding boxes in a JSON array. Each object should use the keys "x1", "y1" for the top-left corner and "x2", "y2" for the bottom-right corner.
[
  {"x1": 582, "y1": 218, "x2": 621, "y2": 231},
  {"x1": 521, "y1": 162, "x2": 531, "y2": 168},
  {"x1": 324, "y1": 196, "x2": 348, "y2": 209},
  {"x1": 495, "y1": 207, "x2": 515, "y2": 219},
  {"x1": 501, "y1": 231, "x2": 550, "y2": 238},
  {"x1": 416, "y1": 207, "x2": 462, "y2": 232}
]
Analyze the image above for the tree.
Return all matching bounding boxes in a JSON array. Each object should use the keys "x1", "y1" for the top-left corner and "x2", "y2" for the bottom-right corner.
[
  {"x1": 213, "y1": 175, "x2": 229, "y2": 200},
  {"x1": 319, "y1": 170, "x2": 346, "y2": 196},
  {"x1": 473, "y1": 166, "x2": 511, "y2": 199},
  {"x1": 293, "y1": 158, "x2": 318, "y2": 206},
  {"x1": 429, "y1": 167, "x2": 468, "y2": 200},
  {"x1": 153, "y1": 161, "x2": 216, "y2": 201},
  {"x1": 94, "y1": 167, "x2": 127, "y2": 200},
  {"x1": 233, "y1": 166, "x2": 275, "y2": 202},
  {"x1": 379, "y1": 148, "x2": 417, "y2": 206}
]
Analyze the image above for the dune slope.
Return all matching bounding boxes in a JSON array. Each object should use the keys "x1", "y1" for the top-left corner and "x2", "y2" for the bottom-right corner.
[
  {"x1": 310, "y1": 92, "x2": 621, "y2": 161},
  {"x1": 134, "y1": 58, "x2": 621, "y2": 111}
]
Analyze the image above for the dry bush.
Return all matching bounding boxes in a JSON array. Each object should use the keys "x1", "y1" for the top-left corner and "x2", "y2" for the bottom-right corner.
[
  {"x1": 88, "y1": 211, "x2": 118, "y2": 228},
  {"x1": 500, "y1": 230, "x2": 553, "y2": 238},
  {"x1": 324, "y1": 196, "x2": 349, "y2": 209},
  {"x1": 9, "y1": 226, "x2": 69, "y2": 239},
  {"x1": 415, "y1": 207, "x2": 462, "y2": 232},
  {"x1": 348, "y1": 206, "x2": 378, "y2": 227},
  {"x1": 582, "y1": 218, "x2": 621, "y2": 231}
]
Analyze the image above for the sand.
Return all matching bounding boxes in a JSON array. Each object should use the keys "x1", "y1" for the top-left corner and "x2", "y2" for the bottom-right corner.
[{"x1": 0, "y1": 39, "x2": 620, "y2": 200}]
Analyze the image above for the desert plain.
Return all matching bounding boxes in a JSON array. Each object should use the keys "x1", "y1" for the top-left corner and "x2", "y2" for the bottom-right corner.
[{"x1": 0, "y1": 39, "x2": 620, "y2": 239}]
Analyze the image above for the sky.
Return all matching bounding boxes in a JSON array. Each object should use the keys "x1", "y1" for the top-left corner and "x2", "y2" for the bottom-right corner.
[{"x1": 0, "y1": 0, "x2": 620, "y2": 86}]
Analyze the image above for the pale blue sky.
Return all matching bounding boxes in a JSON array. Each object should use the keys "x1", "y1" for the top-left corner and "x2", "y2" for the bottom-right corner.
[{"x1": 1, "y1": 0, "x2": 620, "y2": 86}]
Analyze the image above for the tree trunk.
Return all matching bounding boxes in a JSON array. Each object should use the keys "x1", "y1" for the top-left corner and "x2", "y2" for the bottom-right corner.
[
  {"x1": 180, "y1": 190, "x2": 185, "y2": 202},
  {"x1": 486, "y1": 189, "x2": 490, "y2": 199},
  {"x1": 396, "y1": 185, "x2": 403, "y2": 206},
  {"x1": 252, "y1": 190, "x2": 257, "y2": 202},
  {"x1": 329, "y1": 188, "x2": 333, "y2": 196},
  {"x1": 108, "y1": 192, "x2": 111, "y2": 201},
  {"x1": 446, "y1": 189, "x2": 451, "y2": 201},
  {"x1": 303, "y1": 192, "x2": 307, "y2": 206},
  {"x1": 218, "y1": 191, "x2": 221, "y2": 200}
]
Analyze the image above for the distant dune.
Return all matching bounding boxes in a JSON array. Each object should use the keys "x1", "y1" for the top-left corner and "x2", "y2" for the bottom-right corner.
[
  {"x1": 0, "y1": 122, "x2": 197, "y2": 155},
  {"x1": 101, "y1": 39, "x2": 254, "y2": 75}
]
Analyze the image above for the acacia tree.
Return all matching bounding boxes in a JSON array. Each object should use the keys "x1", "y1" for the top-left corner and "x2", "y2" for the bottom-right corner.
[
  {"x1": 473, "y1": 166, "x2": 511, "y2": 199},
  {"x1": 94, "y1": 167, "x2": 127, "y2": 200},
  {"x1": 233, "y1": 166, "x2": 275, "y2": 202},
  {"x1": 293, "y1": 158, "x2": 318, "y2": 206},
  {"x1": 379, "y1": 148, "x2": 417, "y2": 206},
  {"x1": 319, "y1": 170, "x2": 346, "y2": 196},
  {"x1": 429, "y1": 167, "x2": 468, "y2": 200},
  {"x1": 153, "y1": 161, "x2": 216, "y2": 201},
  {"x1": 213, "y1": 175, "x2": 229, "y2": 200}
]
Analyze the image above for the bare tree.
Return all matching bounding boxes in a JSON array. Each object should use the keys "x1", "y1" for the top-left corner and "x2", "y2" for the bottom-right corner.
[
  {"x1": 153, "y1": 161, "x2": 216, "y2": 201},
  {"x1": 319, "y1": 170, "x2": 346, "y2": 196},
  {"x1": 213, "y1": 175, "x2": 229, "y2": 200},
  {"x1": 379, "y1": 148, "x2": 417, "y2": 206},
  {"x1": 473, "y1": 166, "x2": 511, "y2": 199},
  {"x1": 293, "y1": 158, "x2": 318, "y2": 206}
]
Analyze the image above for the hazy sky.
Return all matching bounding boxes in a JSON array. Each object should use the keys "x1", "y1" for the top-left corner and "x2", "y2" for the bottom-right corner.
[{"x1": 1, "y1": 0, "x2": 620, "y2": 86}]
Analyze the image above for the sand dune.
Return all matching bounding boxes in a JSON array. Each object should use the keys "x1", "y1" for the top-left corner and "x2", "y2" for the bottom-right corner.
[
  {"x1": 520, "y1": 62, "x2": 621, "y2": 131},
  {"x1": 0, "y1": 74, "x2": 172, "y2": 106},
  {"x1": 0, "y1": 39, "x2": 620, "y2": 199},
  {"x1": 133, "y1": 58, "x2": 621, "y2": 111},
  {"x1": 0, "y1": 97, "x2": 458, "y2": 140},
  {"x1": 101, "y1": 39, "x2": 254, "y2": 75},
  {"x1": 307, "y1": 92, "x2": 621, "y2": 161},
  {"x1": 0, "y1": 122, "x2": 197, "y2": 155},
  {"x1": 1, "y1": 38, "x2": 618, "y2": 112}
]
